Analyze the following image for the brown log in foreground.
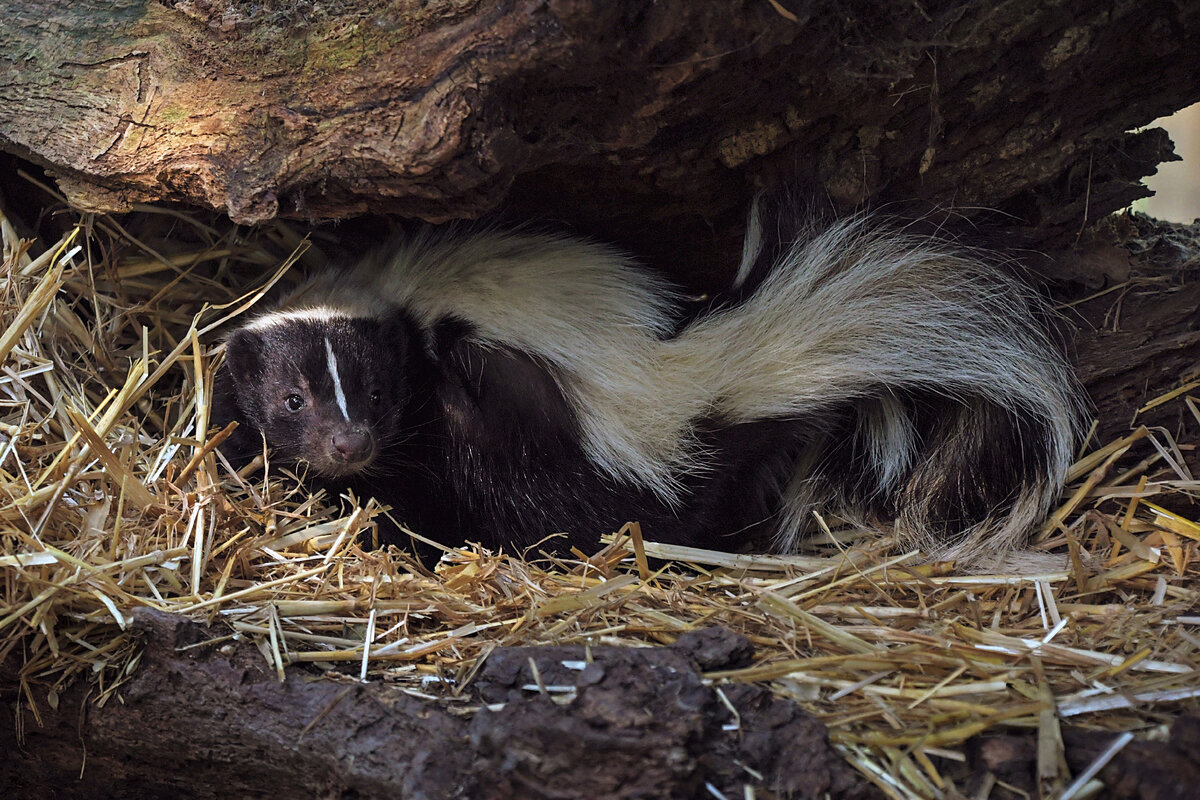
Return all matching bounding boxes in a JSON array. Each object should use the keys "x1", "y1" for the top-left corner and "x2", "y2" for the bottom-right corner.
[{"x1": 1, "y1": 613, "x2": 878, "y2": 800}]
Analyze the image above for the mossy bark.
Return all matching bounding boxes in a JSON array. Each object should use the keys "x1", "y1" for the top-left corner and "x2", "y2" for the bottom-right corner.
[{"x1": 0, "y1": 1, "x2": 1198, "y2": 278}]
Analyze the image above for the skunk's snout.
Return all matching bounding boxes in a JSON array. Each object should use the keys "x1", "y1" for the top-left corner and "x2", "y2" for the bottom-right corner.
[{"x1": 331, "y1": 427, "x2": 374, "y2": 466}]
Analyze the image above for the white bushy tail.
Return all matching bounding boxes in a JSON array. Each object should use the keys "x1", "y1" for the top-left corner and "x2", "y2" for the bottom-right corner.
[{"x1": 662, "y1": 214, "x2": 1086, "y2": 564}]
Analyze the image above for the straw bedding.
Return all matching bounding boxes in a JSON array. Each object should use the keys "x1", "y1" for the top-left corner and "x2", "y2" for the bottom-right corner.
[{"x1": 1, "y1": 181, "x2": 1197, "y2": 798}]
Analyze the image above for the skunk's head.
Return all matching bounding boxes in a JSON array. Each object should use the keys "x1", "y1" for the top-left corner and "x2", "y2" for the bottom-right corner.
[{"x1": 219, "y1": 311, "x2": 415, "y2": 479}]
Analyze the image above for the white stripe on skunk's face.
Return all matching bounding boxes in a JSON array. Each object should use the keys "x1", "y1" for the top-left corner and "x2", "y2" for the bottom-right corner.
[
  {"x1": 323, "y1": 337, "x2": 351, "y2": 422},
  {"x1": 222, "y1": 314, "x2": 414, "y2": 479}
]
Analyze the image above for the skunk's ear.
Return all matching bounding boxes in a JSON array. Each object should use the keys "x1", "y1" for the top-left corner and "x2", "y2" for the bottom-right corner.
[
  {"x1": 378, "y1": 309, "x2": 423, "y2": 361},
  {"x1": 213, "y1": 329, "x2": 266, "y2": 465},
  {"x1": 223, "y1": 328, "x2": 265, "y2": 385}
]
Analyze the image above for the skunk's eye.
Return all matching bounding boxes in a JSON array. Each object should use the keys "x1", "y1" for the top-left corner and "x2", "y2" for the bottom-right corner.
[
  {"x1": 285, "y1": 394, "x2": 305, "y2": 412},
  {"x1": 369, "y1": 391, "x2": 381, "y2": 406}
]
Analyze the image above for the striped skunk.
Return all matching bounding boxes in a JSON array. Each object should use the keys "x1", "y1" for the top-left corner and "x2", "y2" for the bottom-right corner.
[{"x1": 212, "y1": 197, "x2": 1086, "y2": 566}]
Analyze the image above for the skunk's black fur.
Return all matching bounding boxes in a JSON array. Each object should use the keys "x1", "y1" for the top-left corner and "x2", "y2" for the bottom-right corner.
[{"x1": 213, "y1": 197, "x2": 1086, "y2": 566}]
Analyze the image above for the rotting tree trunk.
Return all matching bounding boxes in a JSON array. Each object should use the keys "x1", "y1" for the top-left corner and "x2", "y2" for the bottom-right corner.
[
  {"x1": 1, "y1": 1, "x2": 1199, "y2": 281},
  {"x1": 0, "y1": 612, "x2": 879, "y2": 800},
  {"x1": 1068, "y1": 217, "x2": 1200, "y2": 442},
  {"x1": 952, "y1": 719, "x2": 1200, "y2": 800},
  {"x1": 8, "y1": 609, "x2": 1200, "y2": 799}
]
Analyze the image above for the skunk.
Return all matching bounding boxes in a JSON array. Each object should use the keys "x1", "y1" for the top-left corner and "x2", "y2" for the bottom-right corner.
[{"x1": 213, "y1": 198, "x2": 1085, "y2": 566}]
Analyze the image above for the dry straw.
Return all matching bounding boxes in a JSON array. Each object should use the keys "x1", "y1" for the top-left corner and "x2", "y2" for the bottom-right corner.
[{"x1": 1, "y1": 195, "x2": 1196, "y2": 798}]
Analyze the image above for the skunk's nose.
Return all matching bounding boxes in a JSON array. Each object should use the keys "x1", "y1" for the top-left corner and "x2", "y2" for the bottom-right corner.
[{"x1": 331, "y1": 428, "x2": 373, "y2": 464}]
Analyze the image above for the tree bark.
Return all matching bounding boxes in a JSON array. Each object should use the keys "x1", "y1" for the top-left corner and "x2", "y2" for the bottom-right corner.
[
  {"x1": 955, "y1": 718, "x2": 1200, "y2": 800},
  {"x1": 1, "y1": 612, "x2": 878, "y2": 800},
  {"x1": 1, "y1": 1, "x2": 1198, "y2": 277},
  {"x1": 1068, "y1": 216, "x2": 1200, "y2": 442}
]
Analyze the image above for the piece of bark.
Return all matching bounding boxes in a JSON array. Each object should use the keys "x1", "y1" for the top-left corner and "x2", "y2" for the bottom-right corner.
[
  {"x1": 1, "y1": 1, "x2": 1198, "y2": 278},
  {"x1": 1, "y1": 611, "x2": 879, "y2": 800},
  {"x1": 959, "y1": 716, "x2": 1200, "y2": 800},
  {"x1": 1062, "y1": 216, "x2": 1200, "y2": 443}
]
